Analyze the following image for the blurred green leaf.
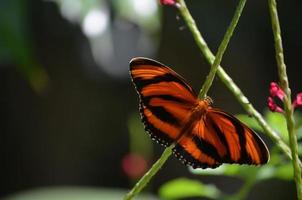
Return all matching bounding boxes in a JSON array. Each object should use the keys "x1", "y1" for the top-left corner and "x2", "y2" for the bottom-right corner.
[
  {"x1": 0, "y1": 0, "x2": 49, "y2": 93},
  {"x1": 3, "y1": 187, "x2": 158, "y2": 200},
  {"x1": 128, "y1": 112, "x2": 153, "y2": 158},
  {"x1": 113, "y1": 0, "x2": 161, "y2": 33},
  {"x1": 158, "y1": 178, "x2": 220, "y2": 200},
  {"x1": 255, "y1": 165, "x2": 275, "y2": 181},
  {"x1": 265, "y1": 111, "x2": 288, "y2": 142},
  {"x1": 190, "y1": 165, "x2": 230, "y2": 176},
  {"x1": 294, "y1": 112, "x2": 302, "y2": 142},
  {"x1": 274, "y1": 163, "x2": 294, "y2": 180},
  {"x1": 294, "y1": 111, "x2": 302, "y2": 128},
  {"x1": 236, "y1": 114, "x2": 263, "y2": 132},
  {"x1": 190, "y1": 164, "x2": 259, "y2": 179}
]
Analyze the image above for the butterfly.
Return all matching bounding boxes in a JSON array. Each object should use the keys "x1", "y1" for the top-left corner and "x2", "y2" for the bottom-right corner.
[{"x1": 130, "y1": 57, "x2": 269, "y2": 169}]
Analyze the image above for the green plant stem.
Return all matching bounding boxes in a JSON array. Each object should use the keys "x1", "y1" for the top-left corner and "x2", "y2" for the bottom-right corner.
[
  {"x1": 267, "y1": 0, "x2": 302, "y2": 199},
  {"x1": 177, "y1": 0, "x2": 294, "y2": 162},
  {"x1": 123, "y1": 144, "x2": 174, "y2": 200},
  {"x1": 198, "y1": 0, "x2": 246, "y2": 99}
]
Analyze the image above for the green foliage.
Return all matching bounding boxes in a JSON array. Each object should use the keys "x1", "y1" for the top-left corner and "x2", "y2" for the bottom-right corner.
[
  {"x1": 159, "y1": 178, "x2": 220, "y2": 200},
  {"x1": 0, "y1": 0, "x2": 49, "y2": 93},
  {"x1": 3, "y1": 187, "x2": 158, "y2": 200},
  {"x1": 128, "y1": 112, "x2": 153, "y2": 158}
]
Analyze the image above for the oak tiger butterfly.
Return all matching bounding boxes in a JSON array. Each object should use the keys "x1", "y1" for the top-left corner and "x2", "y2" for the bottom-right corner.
[{"x1": 130, "y1": 57, "x2": 269, "y2": 169}]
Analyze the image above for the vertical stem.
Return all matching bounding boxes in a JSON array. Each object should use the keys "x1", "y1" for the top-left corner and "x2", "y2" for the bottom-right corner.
[
  {"x1": 268, "y1": 0, "x2": 302, "y2": 199},
  {"x1": 198, "y1": 0, "x2": 247, "y2": 99}
]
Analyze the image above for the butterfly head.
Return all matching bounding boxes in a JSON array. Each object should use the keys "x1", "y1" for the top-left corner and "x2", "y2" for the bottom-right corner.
[
  {"x1": 204, "y1": 96, "x2": 213, "y2": 105},
  {"x1": 197, "y1": 96, "x2": 213, "y2": 108}
]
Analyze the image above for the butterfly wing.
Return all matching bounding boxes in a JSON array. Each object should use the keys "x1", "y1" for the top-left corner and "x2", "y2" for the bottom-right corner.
[
  {"x1": 206, "y1": 108, "x2": 269, "y2": 165},
  {"x1": 130, "y1": 57, "x2": 269, "y2": 169},
  {"x1": 130, "y1": 57, "x2": 198, "y2": 146},
  {"x1": 173, "y1": 107, "x2": 269, "y2": 168}
]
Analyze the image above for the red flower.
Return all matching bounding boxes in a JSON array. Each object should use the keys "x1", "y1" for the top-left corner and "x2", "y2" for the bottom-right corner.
[
  {"x1": 293, "y1": 93, "x2": 302, "y2": 109},
  {"x1": 159, "y1": 0, "x2": 177, "y2": 6}
]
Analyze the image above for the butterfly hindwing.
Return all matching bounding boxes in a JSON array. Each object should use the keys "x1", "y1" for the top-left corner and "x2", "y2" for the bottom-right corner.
[
  {"x1": 206, "y1": 108, "x2": 269, "y2": 165},
  {"x1": 130, "y1": 57, "x2": 198, "y2": 146},
  {"x1": 173, "y1": 108, "x2": 269, "y2": 168},
  {"x1": 173, "y1": 113, "x2": 226, "y2": 169}
]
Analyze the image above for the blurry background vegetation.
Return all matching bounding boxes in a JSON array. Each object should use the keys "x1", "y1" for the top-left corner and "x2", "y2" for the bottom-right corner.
[{"x1": 1, "y1": 0, "x2": 302, "y2": 199}]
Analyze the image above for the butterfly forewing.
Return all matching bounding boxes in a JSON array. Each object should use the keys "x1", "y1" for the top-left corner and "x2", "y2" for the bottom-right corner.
[
  {"x1": 130, "y1": 57, "x2": 269, "y2": 168},
  {"x1": 130, "y1": 57, "x2": 198, "y2": 146}
]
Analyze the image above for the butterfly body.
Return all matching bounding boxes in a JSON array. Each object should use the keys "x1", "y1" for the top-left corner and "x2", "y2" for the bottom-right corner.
[{"x1": 130, "y1": 57, "x2": 269, "y2": 169}]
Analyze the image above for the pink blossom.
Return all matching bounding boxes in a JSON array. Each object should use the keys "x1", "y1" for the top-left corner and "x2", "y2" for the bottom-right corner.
[
  {"x1": 293, "y1": 93, "x2": 302, "y2": 108},
  {"x1": 267, "y1": 82, "x2": 302, "y2": 112},
  {"x1": 267, "y1": 82, "x2": 285, "y2": 113},
  {"x1": 122, "y1": 153, "x2": 147, "y2": 179},
  {"x1": 269, "y1": 82, "x2": 285, "y2": 100},
  {"x1": 267, "y1": 96, "x2": 284, "y2": 113},
  {"x1": 159, "y1": 0, "x2": 176, "y2": 6}
]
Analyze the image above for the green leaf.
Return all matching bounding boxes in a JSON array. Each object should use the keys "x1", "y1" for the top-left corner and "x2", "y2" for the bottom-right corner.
[
  {"x1": 265, "y1": 111, "x2": 288, "y2": 142},
  {"x1": 236, "y1": 114, "x2": 263, "y2": 132},
  {"x1": 128, "y1": 112, "x2": 153, "y2": 158},
  {"x1": 190, "y1": 165, "x2": 227, "y2": 175},
  {"x1": 158, "y1": 178, "x2": 220, "y2": 200},
  {"x1": 3, "y1": 187, "x2": 158, "y2": 200},
  {"x1": 294, "y1": 111, "x2": 302, "y2": 128},
  {"x1": 0, "y1": 0, "x2": 49, "y2": 93},
  {"x1": 190, "y1": 164, "x2": 260, "y2": 180},
  {"x1": 274, "y1": 164, "x2": 293, "y2": 180},
  {"x1": 255, "y1": 165, "x2": 275, "y2": 181}
]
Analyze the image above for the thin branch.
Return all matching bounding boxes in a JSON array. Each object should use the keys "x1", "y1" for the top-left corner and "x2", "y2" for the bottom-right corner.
[
  {"x1": 198, "y1": 0, "x2": 247, "y2": 99},
  {"x1": 267, "y1": 0, "x2": 302, "y2": 199}
]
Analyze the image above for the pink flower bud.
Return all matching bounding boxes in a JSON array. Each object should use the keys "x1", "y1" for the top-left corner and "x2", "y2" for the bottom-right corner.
[
  {"x1": 122, "y1": 153, "x2": 148, "y2": 179},
  {"x1": 269, "y1": 82, "x2": 285, "y2": 100},
  {"x1": 159, "y1": 0, "x2": 176, "y2": 6},
  {"x1": 267, "y1": 97, "x2": 284, "y2": 113},
  {"x1": 293, "y1": 93, "x2": 302, "y2": 108}
]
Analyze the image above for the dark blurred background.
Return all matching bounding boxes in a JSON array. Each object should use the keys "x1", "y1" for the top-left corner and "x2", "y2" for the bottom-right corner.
[{"x1": 0, "y1": 0, "x2": 301, "y2": 199}]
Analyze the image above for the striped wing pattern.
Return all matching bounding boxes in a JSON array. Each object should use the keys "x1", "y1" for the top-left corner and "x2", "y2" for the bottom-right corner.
[
  {"x1": 130, "y1": 57, "x2": 198, "y2": 146},
  {"x1": 173, "y1": 108, "x2": 269, "y2": 168},
  {"x1": 130, "y1": 57, "x2": 269, "y2": 168}
]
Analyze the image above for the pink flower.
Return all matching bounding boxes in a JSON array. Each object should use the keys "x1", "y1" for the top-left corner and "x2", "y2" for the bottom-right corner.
[
  {"x1": 269, "y1": 82, "x2": 285, "y2": 100},
  {"x1": 267, "y1": 82, "x2": 284, "y2": 113},
  {"x1": 159, "y1": 0, "x2": 177, "y2": 6},
  {"x1": 267, "y1": 97, "x2": 284, "y2": 113},
  {"x1": 122, "y1": 153, "x2": 148, "y2": 179},
  {"x1": 293, "y1": 93, "x2": 302, "y2": 109},
  {"x1": 267, "y1": 82, "x2": 302, "y2": 112}
]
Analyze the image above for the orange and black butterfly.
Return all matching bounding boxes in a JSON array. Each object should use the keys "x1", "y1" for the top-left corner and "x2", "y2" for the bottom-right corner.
[{"x1": 130, "y1": 57, "x2": 269, "y2": 169}]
